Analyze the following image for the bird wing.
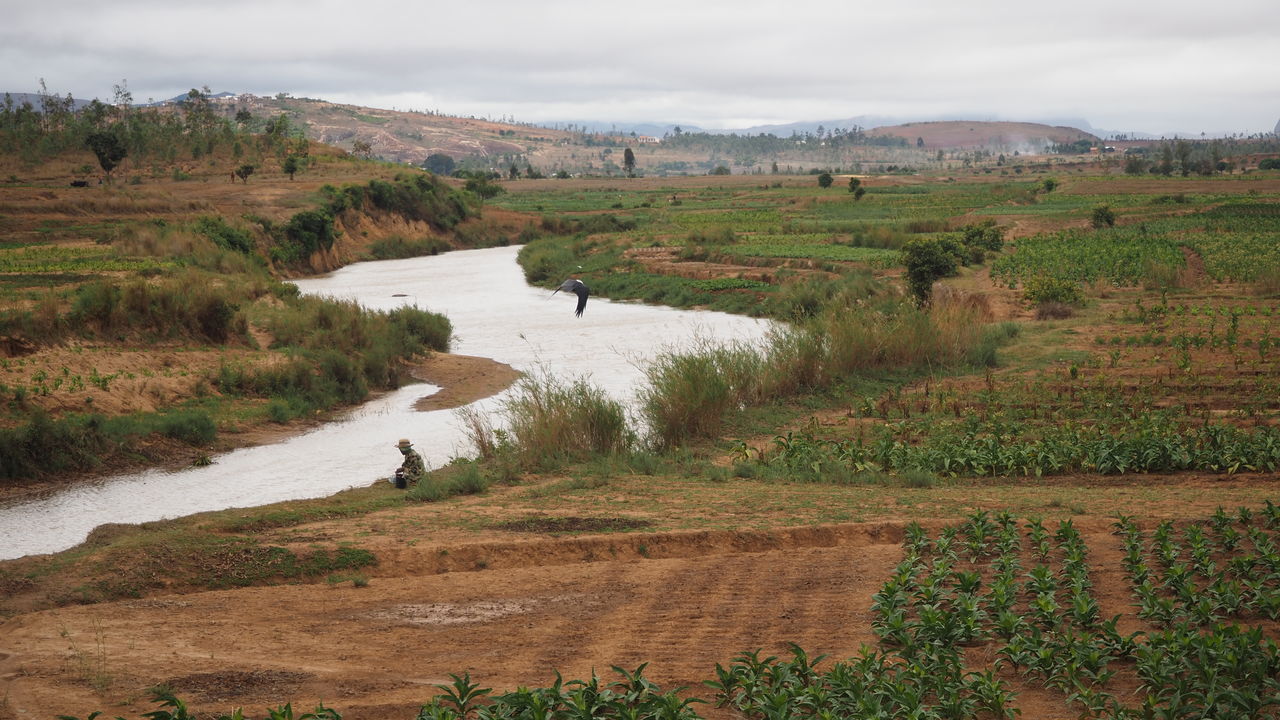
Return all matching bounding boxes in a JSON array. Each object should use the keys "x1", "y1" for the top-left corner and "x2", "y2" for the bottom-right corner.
[{"x1": 573, "y1": 282, "x2": 589, "y2": 317}]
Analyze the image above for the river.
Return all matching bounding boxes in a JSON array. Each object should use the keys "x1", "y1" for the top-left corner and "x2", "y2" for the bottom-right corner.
[{"x1": 0, "y1": 246, "x2": 773, "y2": 560}]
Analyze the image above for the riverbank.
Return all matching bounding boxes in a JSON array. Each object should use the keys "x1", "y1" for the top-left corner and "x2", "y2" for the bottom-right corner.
[{"x1": 0, "y1": 352, "x2": 521, "y2": 508}]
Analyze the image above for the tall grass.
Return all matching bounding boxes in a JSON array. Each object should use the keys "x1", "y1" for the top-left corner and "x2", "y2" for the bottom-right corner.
[
  {"x1": 1, "y1": 269, "x2": 255, "y2": 344},
  {"x1": 639, "y1": 293, "x2": 994, "y2": 449},
  {"x1": 639, "y1": 340, "x2": 766, "y2": 449},
  {"x1": 0, "y1": 407, "x2": 219, "y2": 482},
  {"x1": 240, "y1": 297, "x2": 450, "y2": 409},
  {"x1": 463, "y1": 372, "x2": 633, "y2": 471}
]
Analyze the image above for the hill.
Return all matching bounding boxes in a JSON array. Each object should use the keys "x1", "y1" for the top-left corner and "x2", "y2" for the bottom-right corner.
[
  {"x1": 190, "y1": 96, "x2": 1097, "y2": 173},
  {"x1": 867, "y1": 120, "x2": 1098, "y2": 152},
  {"x1": 199, "y1": 94, "x2": 565, "y2": 167}
]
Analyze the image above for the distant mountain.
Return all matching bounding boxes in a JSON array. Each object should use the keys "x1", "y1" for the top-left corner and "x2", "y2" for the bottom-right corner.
[
  {"x1": 1, "y1": 92, "x2": 95, "y2": 110},
  {"x1": 560, "y1": 114, "x2": 1110, "y2": 140}
]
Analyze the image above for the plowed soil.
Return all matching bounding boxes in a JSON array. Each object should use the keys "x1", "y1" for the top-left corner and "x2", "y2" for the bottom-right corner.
[
  {"x1": 0, "y1": 524, "x2": 902, "y2": 719},
  {"x1": 1, "y1": 504, "x2": 1275, "y2": 720}
]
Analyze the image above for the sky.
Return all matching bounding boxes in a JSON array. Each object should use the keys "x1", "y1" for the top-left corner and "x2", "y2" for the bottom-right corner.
[{"x1": 2, "y1": 0, "x2": 1277, "y2": 137}]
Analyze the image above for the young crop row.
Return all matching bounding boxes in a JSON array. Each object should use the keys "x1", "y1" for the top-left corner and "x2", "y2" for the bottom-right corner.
[
  {"x1": 992, "y1": 199, "x2": 1280, "y2": 288},
  {"x1": 761, "y1": 414, "x2": 1280, "y2": 479},
  {"x1": 0, "y1": 244, "x2": 172, "y2": 273},
  {"x1": 990, "y1": 228, "x2": 1185, "y2": 287},
  {"x1": 1115, "y1": 504, "x2": 1280, "y2": 627},
  {"x1": 853, "y1": 370, "x2": 1280, "y2": 428},
  {"x1": 1184, "y1": 233, "x2": 1280, "y2": 283},
  {"x1": 879, "y1": 508, "x2": 1280, "y2": 718},
  {"x1": 1124, "y1": 300, "x2": 1279, "y2": 321},
  {"x1": 670, "y1": 208, "x2": 781, "y2": 232},
  {"x1": 723, "y1": 243, "x2": 900, "y2": 264}
]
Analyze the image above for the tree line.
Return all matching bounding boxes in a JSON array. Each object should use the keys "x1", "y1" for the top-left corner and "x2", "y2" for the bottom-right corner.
[{"x1": 0, "y1": 82, "x2": 309, "y2": 181}]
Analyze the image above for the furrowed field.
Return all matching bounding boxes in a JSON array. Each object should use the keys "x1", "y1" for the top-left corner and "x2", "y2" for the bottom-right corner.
[{"x1": 4, "y1": 143, "x2": 1280, "y2": 720}]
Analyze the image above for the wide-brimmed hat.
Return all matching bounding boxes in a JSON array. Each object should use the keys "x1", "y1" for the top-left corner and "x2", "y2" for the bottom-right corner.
[{"x1": 396, "y1": 438, "x2": 413, "y2": 449}]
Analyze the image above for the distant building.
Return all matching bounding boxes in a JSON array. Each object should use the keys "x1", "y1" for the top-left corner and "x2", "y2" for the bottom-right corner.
[{"x1": 636, "y1": 136, "x2": 661, "y2": 144}]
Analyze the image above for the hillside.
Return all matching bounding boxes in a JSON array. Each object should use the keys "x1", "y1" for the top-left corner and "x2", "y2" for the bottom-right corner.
[
  {"x1": 868, "y1": 120, "x2": 1098, "y2": 151},
  {"x1": 199, "y1": 96, "x2": 1097, "y2": 174}
]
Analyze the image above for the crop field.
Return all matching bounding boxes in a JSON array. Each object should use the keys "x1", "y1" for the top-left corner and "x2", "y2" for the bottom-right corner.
[
  {"x1": 848, "y1": 506, "x2": 1280, "y2": 718},
  {"x1": 7, "y1": 147, "x2": 1280, "y2": 720}
]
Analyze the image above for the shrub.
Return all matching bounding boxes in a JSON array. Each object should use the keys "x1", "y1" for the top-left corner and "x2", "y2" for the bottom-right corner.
[
  {"x1": 0, "y1": 410, "x2": 111, "y2": 480},
  {"x1": 1091, "y1": 205, "x2": 1117, "y2": 228},
  {"x1": 902, "y1": 237, "x2": 959, "y2": 305},
  {"x1": 1022, "y1": 274, "x2": 1084, "y2": 305},
  {"x1": 192, "y1": 216, "x2": 253, "y2": 254},
  {"x1": 194, "y1": 296, "x2": 237, "y2": 343},
  {"x1": 961, "y1": 220, "x2": 1005, "y2": 252},
  {"x1": 157, "y1": 410, "x2": 217, "y2": 445},
  {"x1": 271, "y1": 209, "x2": 336, "y2": 265},
  {"x1": 366, "y1": 235, "x2": 452, "y2": 260}
]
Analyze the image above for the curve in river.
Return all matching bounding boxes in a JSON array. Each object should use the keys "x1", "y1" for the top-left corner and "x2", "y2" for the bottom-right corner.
[{"x1": 0, "y1": 246, "x2": 773, "y2": 560}]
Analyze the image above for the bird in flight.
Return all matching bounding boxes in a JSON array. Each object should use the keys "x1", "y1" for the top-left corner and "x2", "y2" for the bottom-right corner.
[{"x1": 552, "y1": 278, "x2": 589, "y2": 317}]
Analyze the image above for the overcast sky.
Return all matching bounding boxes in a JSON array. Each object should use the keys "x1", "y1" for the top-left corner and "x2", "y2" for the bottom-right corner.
[{"x1": 3, "y1": 0, "x2": 1277, "y2": 136}]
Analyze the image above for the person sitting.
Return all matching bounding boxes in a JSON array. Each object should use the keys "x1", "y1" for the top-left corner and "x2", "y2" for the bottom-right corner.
[{"x1": 394, "y1": 438, "x2": 425, "y2": 486}]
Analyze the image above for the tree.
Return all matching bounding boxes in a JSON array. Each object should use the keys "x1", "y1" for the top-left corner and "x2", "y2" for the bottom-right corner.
[
  {"x1": 853, "y1": 186, "x2": 867, "y2": 201},
  {"x1": 902, "y1": 237, "x2": 959, "y2": 306},
  {"x1": 623, "y1": 147, "x2": 636, "y2": 176},
  {"x1": 1158, "y1": 143, "x2": 1175, "y2": 176},
  {"x1": 423, "y1": 153, "x2": 455, "y2": 176},
  {"x1": 917, "y1": 136, "x2": 925, "y2": 148},
  {"x1": 1090, "y1": 205, "x2": 1116, "y2": 228},
  {"x1": 234, "y1": 164, "x2": 256, "y2": 184},
  {"x1": 265, "y1": 113, "x2": 291, "y2": 140},
  {"x1": 464, "y1": 175, "x2": 504, "y2": 199},
  {"x1": 282, "y1": 155, "x2": 301, "y2": 180},
  {"x1": 1123, "y1": 156, "x2": 1148, "y2": 175},
  {"x1": 710, "y1": 165, "x2": 730, "y2": 175},
  {"x1": 508, "y1": 163, "x2": 520, "y2": 180},
  {"x1": 817, "y1": 172, "x2": 833, "y2": 188},
  {"x1": 1040, "y1": 177, "x2": 1058, "y2": 193},
  {"x1": 85, "y1": 129, "x2": 127, "y2": 182},
  {"x1": 1175, "y1": 140, "x2": 1193, "y2": 176},
  {"x1": 847, "y1": 177, "x2": 862, "y2": 193}
]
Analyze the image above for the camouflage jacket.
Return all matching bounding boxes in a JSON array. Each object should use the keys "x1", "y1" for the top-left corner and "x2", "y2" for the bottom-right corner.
[{"x1": 399, "y1": 449, "x2": 426, "y2": 480}]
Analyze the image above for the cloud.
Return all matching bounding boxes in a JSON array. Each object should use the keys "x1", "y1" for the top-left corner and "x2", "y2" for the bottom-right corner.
[{"x1": 2, "y1": 0, "x2": 1276, "y2": 134}]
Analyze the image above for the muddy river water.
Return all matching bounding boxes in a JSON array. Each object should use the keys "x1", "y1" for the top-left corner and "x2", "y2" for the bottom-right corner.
[{"x1": 0, "y1": 246, "x2": 773, "y2": 560}]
